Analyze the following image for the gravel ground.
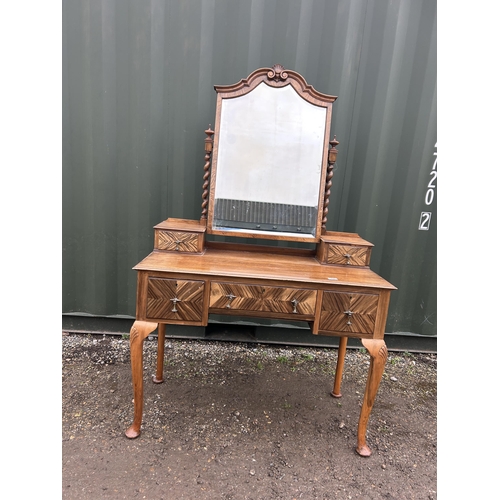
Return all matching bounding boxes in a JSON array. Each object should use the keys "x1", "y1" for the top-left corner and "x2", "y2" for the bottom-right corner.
[{"x1": 62, "y1": 332, "x2": 437, "y2": 499}]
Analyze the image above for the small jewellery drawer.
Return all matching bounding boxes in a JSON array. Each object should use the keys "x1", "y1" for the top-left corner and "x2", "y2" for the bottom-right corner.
[
  {"x1": 146, "y1": 278, "x2": 205, "y2": 322},
  {"x1": 318, "y1": 291, "x2": 378, "y2": 336},
  {"x1": 209, "y1": 282, "x2": 317, "y2": 317},
  {"x1": 317, "y1": 231, "x2": 373, "y2": 267},
  {"x1": 156, "y1": 230, "x2": 200, "y2": 252},
  {"x1": 154, "y1": 218, "x2": 206, "y2": 253},
  {"x1": 326, "y1": 244, "x2": 370, "y2": 266}
]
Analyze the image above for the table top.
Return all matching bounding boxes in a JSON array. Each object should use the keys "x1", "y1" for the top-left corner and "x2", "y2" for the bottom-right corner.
[{"x1": 134, "y1": 245, "x2": 396, "y2": 290}]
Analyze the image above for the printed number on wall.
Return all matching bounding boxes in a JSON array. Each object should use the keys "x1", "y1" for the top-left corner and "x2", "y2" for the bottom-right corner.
[
  {"x1": 418, "y1": 212, "x2": 432, "y2": 230},
  {"x1": 419, "y1": 143, "x2": 437, "y2": 230}
]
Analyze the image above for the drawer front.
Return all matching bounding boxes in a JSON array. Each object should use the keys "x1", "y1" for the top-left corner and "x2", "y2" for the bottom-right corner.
[
  {"x1": 326, "y1": 245, "x2": 369, "y2": 266},
  {"x1": 209, "y1": 282, "x2": 317, "y2": 316},
  {"x1": 319, "y1": 291, "x2": 378, "y2": 335},
  {"x1": 146, "y1": 278, "x2": 204, "y2": 321},
  {"x1": 156, "y1": 230, "x2": 200, "y2": 253}
]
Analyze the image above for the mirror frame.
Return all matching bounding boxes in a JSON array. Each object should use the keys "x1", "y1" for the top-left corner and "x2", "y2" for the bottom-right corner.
[{"x1": 206, "y1": 65, "x2": 337, "y2": 243}]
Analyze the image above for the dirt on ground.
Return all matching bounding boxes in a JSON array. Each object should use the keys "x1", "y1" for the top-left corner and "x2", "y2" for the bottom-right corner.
[{"x1": 62, "y1": 332, "x2": 437, "y2": 499}]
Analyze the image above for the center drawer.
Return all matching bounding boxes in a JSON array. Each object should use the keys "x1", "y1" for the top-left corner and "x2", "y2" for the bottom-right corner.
[{"x1": 209, "y1": 282, "x2": 317, "y2": 317}]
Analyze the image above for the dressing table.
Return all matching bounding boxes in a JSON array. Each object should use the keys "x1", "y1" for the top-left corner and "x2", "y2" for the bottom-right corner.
[{"x1": 125, "y1": 65, "x2": 396, "y2": 457}]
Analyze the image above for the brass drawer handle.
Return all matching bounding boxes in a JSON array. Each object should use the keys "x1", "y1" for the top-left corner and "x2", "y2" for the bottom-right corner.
[
  {"x1": 225, "y1": 293, "x2": 236, "y2": 308},
  {"x1": 291, "y1": 298, "x2": 299, "y2": 314},
  {"x1": 170, "y1": 297, "x2": 182, "y2": 313},
  {"x1": 344, "y1": 309, "x2": 353, "y2": 325},
  {"x1": 344, "y1": 253, "x2": 352, "y2": 265}
]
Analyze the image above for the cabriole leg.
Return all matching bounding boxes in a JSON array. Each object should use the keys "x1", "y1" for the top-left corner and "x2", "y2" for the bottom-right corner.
[
  {"x1": 356, "y1": 338, "x2": 388, "y2": 457},
  {"x1": 125, "y1": 320, "x2": 158, "y2": 439}
]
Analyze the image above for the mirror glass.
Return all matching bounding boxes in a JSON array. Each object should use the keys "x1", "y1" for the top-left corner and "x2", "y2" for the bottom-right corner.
[{"x1": 211, "y1": 82, "x2": 327, "y2": 239}]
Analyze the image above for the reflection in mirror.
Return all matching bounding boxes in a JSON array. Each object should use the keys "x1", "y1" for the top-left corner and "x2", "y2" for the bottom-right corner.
[{"x1": 212, "y1": 82, "x2": 327, "y2": 238}]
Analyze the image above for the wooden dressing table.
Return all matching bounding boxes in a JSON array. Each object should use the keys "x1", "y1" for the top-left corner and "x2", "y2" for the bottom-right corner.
[{"x1": 125, "y1": 65, "x2": 396, "y2": 457}]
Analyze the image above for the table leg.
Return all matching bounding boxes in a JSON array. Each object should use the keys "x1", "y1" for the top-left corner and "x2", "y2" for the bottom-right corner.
[
  {"x1": 153, "y1": 323, "x2": 166, "y2": 384},
  {"x1": 331, "y1": 336, "x2": 348, "y2": 398},
  {"x1": 125, "y1": 320, "x2": 158, "y2": 439},
  {"x1": 356, "y1": 338, "x2": 388, "y2": 457}
]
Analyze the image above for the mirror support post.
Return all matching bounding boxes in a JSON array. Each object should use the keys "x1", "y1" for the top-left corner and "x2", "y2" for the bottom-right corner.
[
  {"x1": 201, "y1": 125, "x2": 215, "y2": 223},
  {"x1": 321, "y1": 136, "x2": 339, "y2": 233}
]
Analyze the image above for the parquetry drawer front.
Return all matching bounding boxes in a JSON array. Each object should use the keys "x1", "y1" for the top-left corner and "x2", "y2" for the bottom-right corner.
[
  {"x1": 156, "y1": 230, "x2": 200, "y2": 252},
  {"x1": 153, "y1": 218, "x2": 206, "y2": 253},
  {"x1": 319, "y1": 291, "x2": 379, "y2": 336},
  {"x1": 326, "y1": 245, "x2": 370, "y2": 266},
  {"x1": 146, "y1": 278, "x2": 205, "y2": 322},
  {"x1": 209, "y1": 282, "x2": 317, "y2": 317},
  {"x1": 317, "y1": 232, "x2": 373, "y2": 267}
]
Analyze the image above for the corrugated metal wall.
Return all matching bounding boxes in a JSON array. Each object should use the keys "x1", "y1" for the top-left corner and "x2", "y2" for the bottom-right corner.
[{"x1": 62, "y1": 0, "x2": 436, "y2": 338}]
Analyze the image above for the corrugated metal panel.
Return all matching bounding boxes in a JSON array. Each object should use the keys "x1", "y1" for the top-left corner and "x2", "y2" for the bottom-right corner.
[{"x1": 62, "y1": 0, "x2": 436, "y2": 337}]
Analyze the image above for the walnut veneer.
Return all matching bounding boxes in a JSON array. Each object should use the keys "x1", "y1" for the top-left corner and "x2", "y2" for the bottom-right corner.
[
  {"x1": 125, "y1": 66, "x2": 396, "y2": 458},
  {"x1": 126, "y1": 235, "x2": 396, "y2": 457}
]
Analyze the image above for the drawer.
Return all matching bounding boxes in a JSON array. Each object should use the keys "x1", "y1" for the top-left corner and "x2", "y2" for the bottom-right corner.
[
  {"x1": 156, "y1": 230, "x2": 201, "y2": 252},
  {"x1": 209, "y1": 282, "x2": 317, "y2": 317},
  {"x1": 317, "y1": 232, "x2": 373, "y2": 267},
  {"x1": 154, "y1": 218, "x2": 206, "y2": 253},
  {"x1": 146, "y1": 278, "x2": 205, "y2": 322},
  {"x1": 326, "y1": 244, "x2": 370, "y2": 266},
  {"x1": 319, "y1": 291, "x2": 378, "y2": 336}
]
